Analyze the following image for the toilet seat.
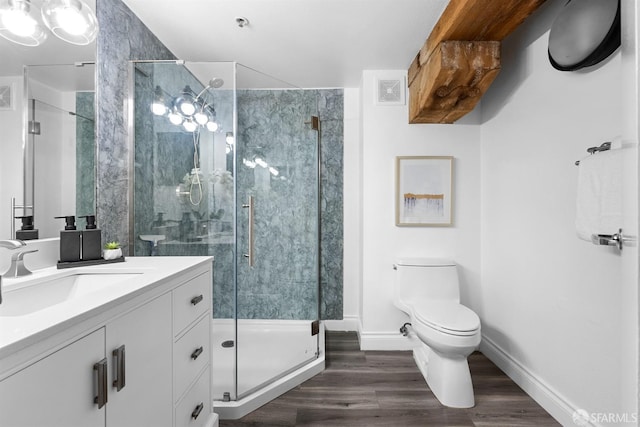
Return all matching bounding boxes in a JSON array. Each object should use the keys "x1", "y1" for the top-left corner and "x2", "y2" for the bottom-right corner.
[{"x1": 412, "y1": 300, "x2": 480, "y2": 337}]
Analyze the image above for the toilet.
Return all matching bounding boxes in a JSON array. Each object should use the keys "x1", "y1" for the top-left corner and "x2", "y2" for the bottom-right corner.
[{"x1": 393, "y1": 258, "x2": 481, "y2": 408}]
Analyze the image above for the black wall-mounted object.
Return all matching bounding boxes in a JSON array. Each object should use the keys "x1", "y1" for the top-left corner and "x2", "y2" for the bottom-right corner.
[{"x1": 548, "y1": 0, "x2": 621, "y2": 71}]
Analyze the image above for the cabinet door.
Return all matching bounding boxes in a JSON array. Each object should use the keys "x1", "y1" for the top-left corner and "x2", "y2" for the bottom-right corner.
[
  {"x1": 0, "y1": 328, "x2": 106, "y2": 427},
  {"x1": 106, "y1": 293, "x2": 172, "y2": 427}
]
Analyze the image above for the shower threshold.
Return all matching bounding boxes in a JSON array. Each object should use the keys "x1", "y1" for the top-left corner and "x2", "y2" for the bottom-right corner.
[{"x1": 213, "y1": 322, "x2": 326, "y2": 420}]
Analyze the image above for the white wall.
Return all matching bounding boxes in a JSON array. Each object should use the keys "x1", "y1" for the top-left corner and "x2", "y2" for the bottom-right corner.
[
  {"x1": 356, "y1": 70, "x2": 482, "y2": 349},
  {"x1": 339, "y1": 88, "x2": 362, "y2": 331},
  {"x1": 480, "y1": 1, "x2": 638, "y2": 425},
  {"x1": 0, "y1": 76, "x2": 24, "y2": 240}
]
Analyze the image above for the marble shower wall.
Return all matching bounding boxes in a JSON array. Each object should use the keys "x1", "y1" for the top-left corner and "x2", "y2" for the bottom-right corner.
[
  {"x1": 235, "y1": 89, "x2": 344, "y2": 320},
  {"x1": 235, "y1": 90, "x2": 319, "y2": 320},
  {"x1": 76, "y1": 91, "x2": 95, "y2": 220},
  {"x1": 317, "y1": 90, "x2": 344, "y2": 320},
  {"x1": 95, "y1": 0, "x2": 176, "y2": 248}
]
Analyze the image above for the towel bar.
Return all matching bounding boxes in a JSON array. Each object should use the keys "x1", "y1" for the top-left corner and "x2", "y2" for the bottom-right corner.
[
  {"x1": 591, "y1": 229, "x2": 636, "y2": 250},
  {"x1": 575, "y1": 141, "x2": 611, "y2": 165}
]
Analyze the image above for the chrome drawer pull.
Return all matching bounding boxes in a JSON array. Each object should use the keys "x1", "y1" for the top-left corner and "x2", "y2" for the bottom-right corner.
[
  {"x1": 190, "y1": 294, "x2": 203, "y2": 305},
  {"x1": 191, "y1": 346, "x2": 204, "y2": 360},
  {"x1": 191, "y1": 402, "x2": 204, "y2": 420},
  {"x1": 93, "y1": 358, "x2": 108, "y2": 409}
]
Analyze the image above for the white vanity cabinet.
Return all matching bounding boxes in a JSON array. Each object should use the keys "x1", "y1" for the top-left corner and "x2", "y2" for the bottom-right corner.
[
  {"x1": 105, "y1": 292, "x2": 173, "y2": 427},
  {"x1": 172, "y1": 271, "x2": 213, "y2": 427},
  {"x1": 0, "y1": 328, "x2": 106, "y2": 427},
  {"x1": 0, "y1": 258, "x2": 214, "y2": 427}
]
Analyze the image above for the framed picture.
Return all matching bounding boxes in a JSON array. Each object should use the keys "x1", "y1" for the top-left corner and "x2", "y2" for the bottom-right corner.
[{"x1": 396, "y1": 156, "x2": 453, "y2": 226}]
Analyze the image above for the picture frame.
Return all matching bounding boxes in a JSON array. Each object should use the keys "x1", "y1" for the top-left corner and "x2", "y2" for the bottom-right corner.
[{"x1": 395, "y1": 156, "x2": 454, "y2": 226}]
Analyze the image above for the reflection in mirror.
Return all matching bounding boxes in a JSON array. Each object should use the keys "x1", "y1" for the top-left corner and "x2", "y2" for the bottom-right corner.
[
  {"x1": 22, "y1": 63, "x2": 95, "y2": 239},
  {"x1": 0, "y1": 0, "x2": 96, "y2": 240}
]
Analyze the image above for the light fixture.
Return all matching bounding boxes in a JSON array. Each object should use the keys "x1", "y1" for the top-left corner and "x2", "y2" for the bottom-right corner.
[
  {"x1": 193, "y1": 108, "x2": 208, "y2": 125},
  {"x1": 152, "y1": 81, "x2": 222, "y2": 133},
  {"x1": 194, "y1": 102, "x2": 215, "y2": 125},
  {"x1": 175, "y1": 85, "x2": 196, "y2": 116},
  {"x1": 268, "y1": 167, "x2": 279, "y2": 176},
  {"x1": 0, "y1": 0, "x2": 48, "y2": 46},
  {"x1": 243, "y1": 158, "x2": 256, "y2": 168},
  {"x1": 254, "y1": 157, "x2": 267, "y2": 168},
  {"x1": 225, "y1": 132, "x2": 234, "y2": 144},
  {"x1": 0, "y1": 0, "x2": 98, "y2": 47},
  {"x1": 41, "y1": 0, "x2": 98, "y2": 45},
  {"x1": 183, "y1": 118, "x2": 197, "y2": 132},
  {"x1": 235, "y1": 16, "x2": 249, "y2": 28},
  {"x1": 167, "y1": 106, "x2": 183, "y2": 125},
  {"x1": 206, "y1": 120, "x2": 219, "y2": 132},
  {"x1": 151, "y1": 85, "x2": 168, "y2": 116}
]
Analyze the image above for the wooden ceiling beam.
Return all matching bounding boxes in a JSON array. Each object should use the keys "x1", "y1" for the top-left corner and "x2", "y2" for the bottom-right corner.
[{"x1": 409, "y1": 0, "x2": 546, "y2": 124}]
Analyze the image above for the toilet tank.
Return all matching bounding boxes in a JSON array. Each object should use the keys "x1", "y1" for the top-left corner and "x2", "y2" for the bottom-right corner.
[{"x1": 394, "y1": 258, "x2": 460, "y2": 302}]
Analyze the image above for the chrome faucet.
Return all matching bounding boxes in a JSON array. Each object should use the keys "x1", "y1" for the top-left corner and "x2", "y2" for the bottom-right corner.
[
  {"x1": 0, "y1": 239, "x2": 26, "y2": 250},
  {"x1": 0, "y1": 239, "x2": 38, "y2": 305}
]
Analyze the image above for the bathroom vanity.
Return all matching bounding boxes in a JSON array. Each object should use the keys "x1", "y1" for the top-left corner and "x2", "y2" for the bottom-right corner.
[{"x1": 0, "y1": 256, "x2": 216, "y2": 427}]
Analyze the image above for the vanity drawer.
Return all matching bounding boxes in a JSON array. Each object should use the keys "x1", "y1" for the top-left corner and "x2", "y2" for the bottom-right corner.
[
  {"x1": 173, "y1": 272, "x2": 210, "y2": 336},
  {"x1": 174, "y1": 314, "x2": 210, "y2": 400},
  {"x1": 175, "y1": 367, "x2": 211, "y2": 427}
]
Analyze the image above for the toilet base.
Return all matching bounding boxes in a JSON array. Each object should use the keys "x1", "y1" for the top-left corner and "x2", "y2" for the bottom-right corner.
[{"x1": 413, "y1": 343, "x2": 475, "y2": 408}]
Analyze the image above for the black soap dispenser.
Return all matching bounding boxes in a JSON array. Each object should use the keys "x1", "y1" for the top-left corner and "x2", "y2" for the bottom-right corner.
[
  {"x1": 55, "y1": 215, "x2": 81, "y2": 262},
  {"x1": 80, "y1": 215, "x2": 102, "y2": 260},
  {"x1": 15, "y1": 215, "x2": 39, "y2": 240}
]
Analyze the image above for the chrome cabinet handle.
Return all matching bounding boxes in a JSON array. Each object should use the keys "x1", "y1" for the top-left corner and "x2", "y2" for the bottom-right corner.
[
  {"x1": 93, "y1": 358, "x2": 108, "y2": 409},
  {"x1": 191, "y1": 402, "x2": 204, "y2": 420},
  {"x1": 112, "y1": 345, "x2": 126, "y2": 391},
  {"x1": 191, "y1": 346, "x2": 204, "y2": 360},
  {"x1": 242, "y1": 196, "x2": 255, "y2": 267},
  {"x1": 190, "y1": 294, "x2": 203, "y2": 305}
]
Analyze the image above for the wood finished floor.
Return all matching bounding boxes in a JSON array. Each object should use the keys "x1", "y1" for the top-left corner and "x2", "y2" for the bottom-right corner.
[{"x1": 219, "y1": 331, "x2": 560, "y2": 427}]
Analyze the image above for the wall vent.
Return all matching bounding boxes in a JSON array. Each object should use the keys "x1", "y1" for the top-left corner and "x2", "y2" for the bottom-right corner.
[
  {"x1": 375, "y1": 76, "x2": 406, "y2": 106},
  {"x1": 0, "y1": 84, "x2": 14, "y2": 110}
]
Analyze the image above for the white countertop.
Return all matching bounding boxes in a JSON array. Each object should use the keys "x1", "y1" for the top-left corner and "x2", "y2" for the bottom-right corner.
[{"x1": 0, "y1": 256, "x2": 213, "y2": 359}]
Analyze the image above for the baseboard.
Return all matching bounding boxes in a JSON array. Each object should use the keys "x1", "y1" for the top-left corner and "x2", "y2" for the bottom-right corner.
[
  {"x1": 480, "y1": 335, "x2": 588, "y2": 427},
  {"x1": 325, "y1": 317, "x2": 416, "y2": 351},
  {"x1": 323, "y1": 315, "x2": 360, "y2": 332},
  {"x1": 358, "y1": 329, "x2": 417, "y2": 351}
]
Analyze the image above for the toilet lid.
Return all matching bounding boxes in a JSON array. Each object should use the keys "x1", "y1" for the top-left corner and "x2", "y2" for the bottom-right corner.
[{"x1": 413, "y1": 301, "x2": 480, "y2": 336}]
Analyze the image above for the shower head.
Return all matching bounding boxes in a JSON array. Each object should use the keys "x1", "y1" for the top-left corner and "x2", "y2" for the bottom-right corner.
[
  {"x1": 194, "y1": 77, "x2": 225, "y2": 101},
  {"x1": 208, "y1": 78, "x2": 224, "y2": 89}
]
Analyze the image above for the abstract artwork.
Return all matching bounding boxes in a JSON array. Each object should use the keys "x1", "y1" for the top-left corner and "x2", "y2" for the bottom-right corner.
[{"x1": 396, "y1": 156, "x2": 453, "y2": 226}]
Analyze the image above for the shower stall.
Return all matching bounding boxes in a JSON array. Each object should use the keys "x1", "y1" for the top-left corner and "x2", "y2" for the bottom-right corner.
[{"x1": 130, "y1": 61, "x2": 327, "y2": 418}]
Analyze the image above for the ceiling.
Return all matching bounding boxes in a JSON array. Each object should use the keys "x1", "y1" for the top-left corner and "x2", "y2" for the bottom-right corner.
[{"x1": 121, "y1": 0, "x2": 449, "y2": 88}]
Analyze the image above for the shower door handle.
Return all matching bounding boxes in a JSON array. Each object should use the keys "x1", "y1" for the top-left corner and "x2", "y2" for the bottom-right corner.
[{"x1": 242, "y1": 196, "x2": 255, "y2": 267}]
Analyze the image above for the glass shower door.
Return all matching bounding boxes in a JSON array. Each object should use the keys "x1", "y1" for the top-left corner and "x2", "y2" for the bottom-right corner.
[{"x1": 235, "y1": 64, "x2": 320, "y2": 398}]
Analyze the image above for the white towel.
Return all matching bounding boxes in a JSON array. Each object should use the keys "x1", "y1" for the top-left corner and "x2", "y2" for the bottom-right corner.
[{"x1": 575, "y1": 149, "x2": 623, "y2": 241}]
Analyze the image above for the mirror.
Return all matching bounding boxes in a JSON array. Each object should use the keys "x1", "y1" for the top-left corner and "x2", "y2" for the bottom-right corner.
[{"x1": 0, "y1": 0, "x2": 97, "y2": 240}]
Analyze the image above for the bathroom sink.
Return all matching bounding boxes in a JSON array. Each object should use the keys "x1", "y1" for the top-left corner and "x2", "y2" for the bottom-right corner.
[{"x1": 0, "y1": 273, "x2": 140, "y2": 317}]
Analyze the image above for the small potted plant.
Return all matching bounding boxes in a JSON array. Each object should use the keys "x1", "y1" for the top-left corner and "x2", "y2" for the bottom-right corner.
[{"x1": 103, "y1": 241, "x2": 122, "y2": 260}]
